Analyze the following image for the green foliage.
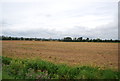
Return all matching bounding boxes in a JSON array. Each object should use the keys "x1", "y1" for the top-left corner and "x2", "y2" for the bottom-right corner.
[
  {"x1": 25, "y1": 68, "x2": 49, "y2": 79},
  {"x1": 2, "y1": 70, "x2": 14, "y2": 79},
  {"x1": 99, "y1": 69, "x2": 119, "y2": 79},
  {"x1": 2, "y1": 35, "x2": 120, "y2": 42},
  {"x1": 2, "y1": 56, "x2": 12, "y2": 65},
  {"x1": 2, "y1": 56, "x2": 120, "y2": 79},
  {"x1": 3, "y1": 60, "x2": 26, "y2": 79}
]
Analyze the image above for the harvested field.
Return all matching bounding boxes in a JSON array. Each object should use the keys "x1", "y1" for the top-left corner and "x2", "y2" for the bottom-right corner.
[{"x1": 2, "y1": 41, "x2": 118, "y2": 69}]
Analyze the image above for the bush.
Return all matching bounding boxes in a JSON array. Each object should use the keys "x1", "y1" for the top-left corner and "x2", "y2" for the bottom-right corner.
[{"x1": 2, "y1": 56, "x2": 12, "y2": 65}]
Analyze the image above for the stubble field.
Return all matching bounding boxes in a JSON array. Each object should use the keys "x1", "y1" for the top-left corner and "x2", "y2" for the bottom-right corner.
[{"x1": 2, "y1": 41, "x2": 118, "y2": 69}]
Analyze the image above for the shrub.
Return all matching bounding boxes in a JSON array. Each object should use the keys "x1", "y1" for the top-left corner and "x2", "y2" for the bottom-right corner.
[{"x1": 2, "y1": 56, "x2": 12, "y2": 65}]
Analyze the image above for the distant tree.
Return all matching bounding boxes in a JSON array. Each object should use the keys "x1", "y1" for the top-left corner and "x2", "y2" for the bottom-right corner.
[
  {"x1": 77, "y1": 37, "x2": 83, "y2": 41},
  {"x1": 20, "y1": 37, "x2": 24, "y2": 40},
  {"x1": 110, "y1": 39, "x2": 113, "y2": 42},
  {"x1": 73, "y1": 37, "x2": 77, "y2": 42},
  {"x1": 73, "y1": 38, "x2": 77, "y2": 40},
  {"x1": 2, "y1": 36, "x2": 5, "y2": 40},
  {"x1": 63, "y1": 37, "x2": 72, "y2": 42},
  {"x1": 8, "y1": 36, "x2": 11, "y2": 40},
  {"x1": 89, "y1": 39, "x2": 93, "y2": 42},
  {"x1": 86, "y1": 38, "x2": 89, "y2": 42},
  {"x1": 0, "y1": 36, "x2": 2, "y2": 40},
  {"x1": 1, "y1": 35, "x2": 120, "y2": 42},
  {"x1": 96, "y1": 38, "x2": 101, "y2": 42}
]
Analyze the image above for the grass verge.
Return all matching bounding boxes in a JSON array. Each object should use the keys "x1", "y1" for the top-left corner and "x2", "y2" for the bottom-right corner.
[{"x1": 2, "y1": 56, "x2": 120, "y2": 79}]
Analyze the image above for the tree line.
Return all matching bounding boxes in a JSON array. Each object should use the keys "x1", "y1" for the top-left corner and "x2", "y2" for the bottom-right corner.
[
  {"x1": 62, "y1": 37, "x2": 120, "y2": 42},
  {"x1": 1, "y1": 36, "x2": 120, "y2": 42}
]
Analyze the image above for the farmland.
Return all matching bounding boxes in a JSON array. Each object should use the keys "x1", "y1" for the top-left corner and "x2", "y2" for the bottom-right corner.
[
  {"x1": 2, "y1": 40, "x2": 120, "y2": 79},
  {"x1": 2, "y1": 41, "x2": 118, "y2": 69}
]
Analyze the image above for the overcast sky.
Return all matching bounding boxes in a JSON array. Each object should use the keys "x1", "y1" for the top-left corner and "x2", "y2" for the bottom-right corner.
[{"x1": 1, "y1": 0, "x2": 119, "y2": 39}]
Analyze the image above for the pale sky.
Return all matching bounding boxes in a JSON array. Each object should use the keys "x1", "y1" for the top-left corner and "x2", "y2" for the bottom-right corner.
[{"x1": 1, "y1": 0, "x2": 119, "y2": 39}]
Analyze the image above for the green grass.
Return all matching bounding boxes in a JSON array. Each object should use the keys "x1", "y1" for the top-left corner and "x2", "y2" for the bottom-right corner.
[{"x1": 2, "y1": 56, "x2": 120, "y2": 79}]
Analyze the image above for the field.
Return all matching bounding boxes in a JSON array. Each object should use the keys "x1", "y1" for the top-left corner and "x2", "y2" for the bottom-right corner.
[
  {"x1": 2, "y1": 41, "x2": 119, "y2": 79},
  {"x1": 2, "y1": 41, "x2": 118, "y2": 69}
]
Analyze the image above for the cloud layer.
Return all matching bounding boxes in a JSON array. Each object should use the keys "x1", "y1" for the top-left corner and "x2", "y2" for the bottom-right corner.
[{"x1": 1, "y1": 0, "x2": 118, "y2": 39}]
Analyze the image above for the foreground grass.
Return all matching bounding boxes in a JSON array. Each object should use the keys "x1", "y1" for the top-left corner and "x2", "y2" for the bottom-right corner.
[{"x1": 2, "y1": 56, "x2": 120, "y2": 79}]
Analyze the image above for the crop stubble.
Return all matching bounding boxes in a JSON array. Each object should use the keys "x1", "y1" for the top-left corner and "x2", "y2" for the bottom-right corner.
[{"x1": 2, "y1": 41, "x2": 118, "y2": 69}]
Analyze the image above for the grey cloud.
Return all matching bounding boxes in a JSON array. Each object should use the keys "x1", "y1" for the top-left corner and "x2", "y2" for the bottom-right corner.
[
  {"x1": 2, "y1": 22, "x2": 118, "y2": 40},
  {"x1": 1, "y1": 1, "x2": 118, "y2": 40},
  {"x1": 2, "y1": 27, "x2": 63, "y2": 38},
  {"x1": 62, "y1": 21, "x2": 118, "y2": 39}
]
